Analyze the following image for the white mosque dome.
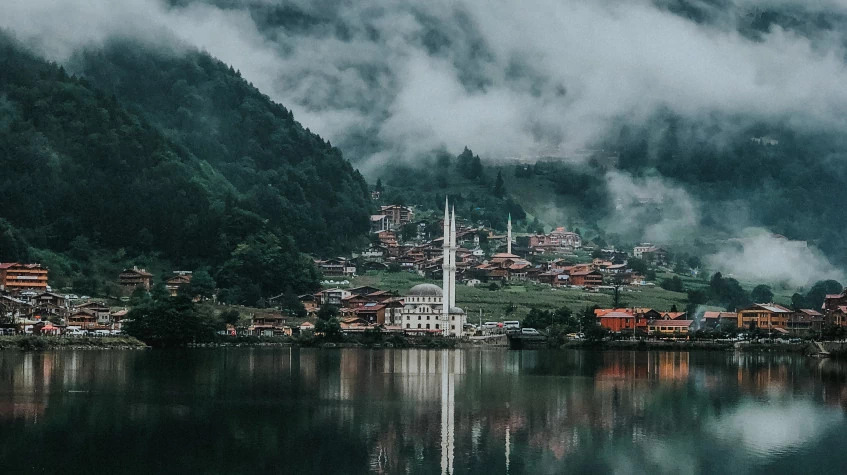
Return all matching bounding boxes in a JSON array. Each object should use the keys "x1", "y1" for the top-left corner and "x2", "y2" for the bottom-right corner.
[
  {"x1": 449, "y1": 307, "x2": 465, "y2": 314},
  {"x1": 407, "y1": 283, "x2": 443, "y2": 297}
]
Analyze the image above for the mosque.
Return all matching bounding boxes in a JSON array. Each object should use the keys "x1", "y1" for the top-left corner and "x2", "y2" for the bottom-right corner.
[{"x1": 400, "y1": 199, "x2": 468, "y2": 336}]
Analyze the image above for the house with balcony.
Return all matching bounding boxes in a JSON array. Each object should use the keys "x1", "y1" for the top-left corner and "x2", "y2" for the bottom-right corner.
[
  {"x1": 118, "y1": 267, "x2": 153, "y2": 292},
  {"x1": 0, "y1": 263, "x2": 49, "y2": 294}
]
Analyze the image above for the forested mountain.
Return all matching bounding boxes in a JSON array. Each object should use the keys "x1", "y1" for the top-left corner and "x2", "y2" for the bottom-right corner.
[
  {"x1": 71, "y1": 40, "x2": 370, "y2": 255},
  {"x1": 0, "y1": 35, "x2": 369, "y2": 302}
]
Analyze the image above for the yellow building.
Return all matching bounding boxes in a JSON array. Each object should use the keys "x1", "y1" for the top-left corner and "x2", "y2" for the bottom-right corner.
[
  {"x1": 737, "y1": 303, "x2": 792, "y2": 330},
  {"x1": 648, "y1": 319, "x2": 694, "y2": 335}
]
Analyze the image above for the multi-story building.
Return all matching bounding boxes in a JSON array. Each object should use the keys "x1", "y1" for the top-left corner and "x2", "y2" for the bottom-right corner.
[
  {"x1": 319, "y1": 288, "x2": 352, "y2": 307},
  {"x1": 370, "y1": 214, "x2": 389, "y2": 233},
  {"x1": 737, "y1": 303, "x2": 793, "y2": 330},
  {"x1": 379, "y1": 205, "x2": 414, "y2": 229},
  {"x1": 166, "y1": 272, "x2": 193, "y2": 297},
  {"x1": 317, "y1": 258, "x2": 356, "y2": 277},
  {"x1": 118, "y1": 267, "x2": 153, "y2": 291},
  {"x1": 528, "y1": 227, "x2": 582, "y2": 251},
  {"x1": 0, "y1": 263, "x2": 49, "y2": 293},
  {"x1": 569, "y1": 270, "x2": 603, "y2": 287},
  {"x1": 788, "y1": 309, "x2": 824, "y2": 334}
]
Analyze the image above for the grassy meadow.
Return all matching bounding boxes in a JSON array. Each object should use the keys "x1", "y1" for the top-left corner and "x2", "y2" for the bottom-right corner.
[{"x1": 348, "y1": 271, "x2": 691, "y2": 322}]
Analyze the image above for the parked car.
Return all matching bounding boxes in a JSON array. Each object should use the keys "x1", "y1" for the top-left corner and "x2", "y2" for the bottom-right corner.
[
  {"x1": 94, "y1": 330, "x2": 111, "y2": 337},
  {"x1": 521, "y1": 328, "x2": 541, "y2": 335}
]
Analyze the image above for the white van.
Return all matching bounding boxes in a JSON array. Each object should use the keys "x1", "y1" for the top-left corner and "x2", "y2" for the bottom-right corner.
[{"x1": 503, "y1": 321, "x2": 520, "y2": 331}]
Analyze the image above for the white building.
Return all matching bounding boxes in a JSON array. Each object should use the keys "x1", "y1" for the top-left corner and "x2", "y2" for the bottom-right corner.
[
  {"x1": 370, "y1": 214, "x2": 389, "y2": 233},
  {"x1": 400, "y1": 199, "x2": 467, "y2": 336},
  {"x1": 633, "y1": 243, "x2": 654, "y2": 259}
]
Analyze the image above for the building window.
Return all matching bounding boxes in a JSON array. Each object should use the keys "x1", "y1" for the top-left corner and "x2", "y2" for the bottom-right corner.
[
  {"x1": 451, "y1": 325, "x2": 455, "y2": 330},
  {"x1": 406, "y1": 324, "x2": 410, "y2": 329},
  {"x1": 427, "y1": 315, "x2": 430, "y2": 320},
  {"x1": 426, "y1": 324, "x2": 430, "y2": 329},
  {"x1": 417, "y1": 324, "x2": 421, "y2": 329},
  {"x1": 436, "y1": 324, "x2": 440, "y2": 329}
]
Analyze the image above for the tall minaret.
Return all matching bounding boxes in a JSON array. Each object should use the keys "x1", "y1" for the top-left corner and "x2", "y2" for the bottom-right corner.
[
  {"x1": 442, "y1": 198, "x2": 451, "y2": 331},
  {"x1": 449, "y1": 207, "x2": 457, "y2": 310},
  {"x1": 507, "y1": 213, "x2": 512, "y2": 255}
]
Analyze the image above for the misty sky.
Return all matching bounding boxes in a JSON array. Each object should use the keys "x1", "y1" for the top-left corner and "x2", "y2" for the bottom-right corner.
[
  {"x1": 7, "y1": 0, "x2": 847, "y2": 165},
  {"x1": 4, "y1": 0, "x2": 847, "y2": 285}
]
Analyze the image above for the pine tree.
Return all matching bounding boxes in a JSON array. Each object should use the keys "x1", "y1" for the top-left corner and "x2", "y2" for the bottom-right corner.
[{"x1": 493, "y1": 170, "x2": 505, "y2": 198}]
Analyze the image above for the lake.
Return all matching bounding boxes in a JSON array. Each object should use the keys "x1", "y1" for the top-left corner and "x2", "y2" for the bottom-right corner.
[{"x1": 0, "y1": 348, "x2": 846, "y2": 474}]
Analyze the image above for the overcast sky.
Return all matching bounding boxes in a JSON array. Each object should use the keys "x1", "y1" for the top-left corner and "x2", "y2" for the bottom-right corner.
[
  {"x1": 4, "y1": 0, "x2": 846, "y2": 284},
  {"x1": 6, "y1": 0, "x2": 847, "y2": 167}
]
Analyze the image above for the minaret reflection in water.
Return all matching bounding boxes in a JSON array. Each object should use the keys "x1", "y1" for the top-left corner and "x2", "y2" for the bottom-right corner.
[{"x1": 440, "y1": 350, "x2": 455, "y2": 475}]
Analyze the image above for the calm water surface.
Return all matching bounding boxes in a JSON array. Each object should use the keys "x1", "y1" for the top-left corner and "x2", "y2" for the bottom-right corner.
[{"x1": 1, "y1": 348, "x2": 846, "y2": 474}]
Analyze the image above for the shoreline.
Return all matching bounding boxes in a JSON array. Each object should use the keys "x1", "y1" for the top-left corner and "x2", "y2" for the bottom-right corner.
[
  {"x1": 0, "y1": 335, "x2": 148, "y2": 351},
  {"x1": 1, "y1": 335, "x2": 841, "y2": 356}
]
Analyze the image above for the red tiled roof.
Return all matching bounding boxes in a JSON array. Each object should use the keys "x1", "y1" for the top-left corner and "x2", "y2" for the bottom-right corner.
[
  {"x1": 703, "y1": 311, "x2": 735, "y2": 320},
  {"x1": 599, "y1": 312, "x2": 636, "y2": 319},
  {"x1": 595, "y1": 308, "x2": 634, "y2": 317}
]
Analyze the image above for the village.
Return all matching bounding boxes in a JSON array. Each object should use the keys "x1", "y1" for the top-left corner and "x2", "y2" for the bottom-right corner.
[{"x1": 1, "y1": 202, "x2": 846, "y2": 343}]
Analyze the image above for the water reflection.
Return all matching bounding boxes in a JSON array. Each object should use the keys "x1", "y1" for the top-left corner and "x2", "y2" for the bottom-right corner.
[{"x1": 0, "y1": 349, "x2": 846, "y2": 473}]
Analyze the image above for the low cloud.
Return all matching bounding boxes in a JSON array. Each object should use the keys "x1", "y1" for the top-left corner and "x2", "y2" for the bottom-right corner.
[
  {"x1": 706, "y1": 228, "x2": 845, "y2": 287},
  {"x1": 602, "y1": 171, "x2": 700, "y2": 245},
  {"x1": 6, "y1": 0, "x2": 847, "y2": 167}
]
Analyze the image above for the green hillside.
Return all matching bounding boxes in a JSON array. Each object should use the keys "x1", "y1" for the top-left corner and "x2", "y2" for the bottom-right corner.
[{"x1": 0, "y1": 36, "x2": 369, "y2": 303}]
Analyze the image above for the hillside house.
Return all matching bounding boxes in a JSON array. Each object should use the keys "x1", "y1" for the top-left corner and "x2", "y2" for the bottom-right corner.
[
  {"x1": 67, "y1": 310, "x2": 98, "y2": 330},
  {"x1": 569, "y1": 270, "x2": 603, "y2": 287},
  {"x1": 317, "y1": 258, "x2": 356, "y2": 277},
  {"x1": 370, "y1": 214, "x2": 389, "y2": 233},
  {"x1": 0, "y1": 263, "x2": 49, "y2": 293},
  {"x1": 355, "y1": 303, "x2": 387, "y2": 325},
  {"x1": 379, "y1": 205, "x2": 414, "y2": 228},
  {"x1": 166, "y1": 272, "x2": 193, "y2": 297},
  {"x1": 118, "y1": 267, "x2": 153, "y2": 291},
  {"x1": 319, "y1": 288, "x2": 351, "y2": 307}
]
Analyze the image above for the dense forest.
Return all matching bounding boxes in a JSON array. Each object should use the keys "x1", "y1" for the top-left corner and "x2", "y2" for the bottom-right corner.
[
  {"x1": 604, "y1": 113, "x2": 847, "y2": 267},
  {"x1": 376, "y1": 147, "x2": 528, "y2": 232},
  {"x1": 0, "y1": 35, "x2": 369, "y2": 304}
]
